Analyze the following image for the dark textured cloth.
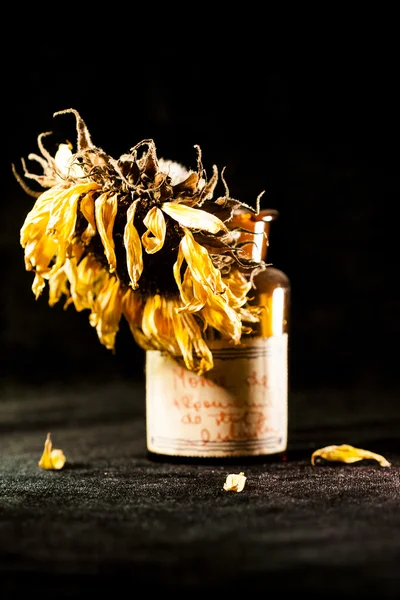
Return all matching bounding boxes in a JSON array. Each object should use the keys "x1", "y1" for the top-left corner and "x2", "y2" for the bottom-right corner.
[{"x1": 1, "y1": 382, "x2": 400, "y2": 598}]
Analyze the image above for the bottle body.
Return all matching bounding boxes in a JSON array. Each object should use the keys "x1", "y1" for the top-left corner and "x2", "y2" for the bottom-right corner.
[{"x1": 145, "y1": 209, "x2": 290, "y2": 461}]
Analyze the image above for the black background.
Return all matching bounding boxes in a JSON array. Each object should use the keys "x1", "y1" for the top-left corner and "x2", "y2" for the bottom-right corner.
[{"x1": 1, "y1": 34, "x2": 399, "y2": 397}]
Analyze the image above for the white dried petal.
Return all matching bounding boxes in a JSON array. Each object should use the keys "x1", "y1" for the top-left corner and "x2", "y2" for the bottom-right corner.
[{"x1": 223, "y1": 471, "x2": 247, "y2": 492}]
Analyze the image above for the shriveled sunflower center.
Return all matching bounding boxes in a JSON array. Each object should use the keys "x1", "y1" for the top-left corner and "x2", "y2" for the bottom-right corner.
[{"x1": 75, "y1": 194, "x2": 183, "y2": 296}]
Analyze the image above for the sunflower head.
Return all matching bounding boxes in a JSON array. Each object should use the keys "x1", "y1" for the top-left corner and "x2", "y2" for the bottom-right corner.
[{"x1": 15, "y1": 108, "x2": 267, "y2": 374}]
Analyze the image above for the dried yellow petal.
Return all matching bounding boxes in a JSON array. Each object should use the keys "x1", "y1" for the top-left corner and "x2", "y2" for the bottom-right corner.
[
  {"x1": 311, "y1": 444, "x2": 391, "y2": 467},
  {"x1": 124, "y1": 200, "x2": 143, "y2": 289},
  {"x1": 162, "y1": 201, "x2": 228, "y2": 233},
  {"x1": 38, "y1": 433, "x2": 66, "y2": 470},
  {"x1": 223, "y1": 472, "x2": 247, "y2": 492},
  {"x1": 80, "y1": 190, "x2": 97, "y2": 243},
  {"x1": 94, "y1": 192, "x2": 118, "y2": 272},
  {"x1": 89, "y1": 275, "x2": 123, "y2": 350},
  {"x1": 142, "y1": 206, "x2": 166, "y2": 254}
]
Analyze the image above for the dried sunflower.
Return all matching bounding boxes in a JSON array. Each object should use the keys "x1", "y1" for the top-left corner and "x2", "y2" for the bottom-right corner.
[{"x1": 14, "y1": 109, "x2": 265, "y2": 374}]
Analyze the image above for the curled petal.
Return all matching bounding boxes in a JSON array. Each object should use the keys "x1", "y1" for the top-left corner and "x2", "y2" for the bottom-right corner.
[
  {"x1": 124, "y1": 200, "x2": 143, "y2": 288},
  {"x1": 142, "y1": 206, "x2": 166, "y2": 254},
  {"x1": 173, "y1": 244, "x2": 207, "y2": 312},
  {"x1": 38, "y1": 433, "x2": 66, "y2": 470},
  {"x1": 162, "y1": 202, "x2": 228, "y2": 234},
  {"x1": 95, "y1": 192, "x2": 119, "y2": 272}
]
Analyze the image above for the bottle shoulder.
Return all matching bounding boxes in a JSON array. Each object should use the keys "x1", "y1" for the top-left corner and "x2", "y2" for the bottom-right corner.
[{"x1": 252, "y1": 265, "x2": 290, "y2": 292}]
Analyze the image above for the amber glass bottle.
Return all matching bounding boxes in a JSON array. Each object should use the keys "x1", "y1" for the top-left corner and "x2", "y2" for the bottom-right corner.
[{"x1": 145, "y1": 208, "x2": 290, "y2": 463}]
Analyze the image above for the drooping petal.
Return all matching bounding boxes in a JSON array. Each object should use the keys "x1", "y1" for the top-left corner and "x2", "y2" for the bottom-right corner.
[
  {"x1": 142, "y1": 206, "x2": 166, "y2": 254},
  {"x1": 173, "y1": 244, "x2": 209, "y2": 312},
  {"x1": 200, "y1": 293, "x2": 242, "y2": 343},
  {"x1": 161, "y1": 202, "x2": 228, "y2": 234},
  {"x1": 46, "y1": 182, "x2": 99, "y2": 244},
  {"x1": 124, "y1": 200, "x2": 143, "y2": 289},
  {"x1": 20, "y1": 189, "x2": 59, "y2": 281},
  {"x1": 170, "y1": 306, "x2": 214, "y2": 374},
  {"x1": 179, "y1": 228, "x2": 225, "y2": 295},
  {"x1": 20, "y1": 187, "x2": 55, "y2": 248},
  {"x1": 95, "y1": 192, "x2": 119, "y2": 272},
  {"x1": 65, "y1": 254, "x2": 108, "y2": 311},
  {"x1": 140, "y1": 295, "x2": 214, "y2": 374},
  {"x1": 23, "y1": 221, "x2": 58, "y2": 273},
  {"x1": 89, "y1": 275, "x2": 123, "y2": 350},
  {"x1": 121, "y1": 287, "x2": 150, "y2": 349},
  {"x1": 31, "y1": 270, "x2": 48, "y2": 299},
  {"x1": 80, "y1": 191, "x2": 97, "y2": 243},
  {"x1": 222, "y1": 268, "x2": 252, "y2": 308},
  {"x1": 141, "y1": 295, "x2": 178, "y2": 356},
  {"x1": 48, "y1": 265, "x2": 70, "y2": 306}
]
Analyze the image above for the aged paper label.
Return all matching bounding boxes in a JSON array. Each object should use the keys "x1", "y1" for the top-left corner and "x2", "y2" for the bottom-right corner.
[{"x1": 146, "y1": 335, "x2": 288, "y2": 457}]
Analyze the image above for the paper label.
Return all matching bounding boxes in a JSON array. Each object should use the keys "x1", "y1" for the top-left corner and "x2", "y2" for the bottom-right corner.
[{"x1": 146, "y1": 335, "x2": 288, "y2": 457}]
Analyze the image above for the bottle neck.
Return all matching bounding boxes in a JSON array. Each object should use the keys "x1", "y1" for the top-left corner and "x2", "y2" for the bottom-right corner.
[{"x1": 229, "y1": 208, "x2": 279, "y2": 262}]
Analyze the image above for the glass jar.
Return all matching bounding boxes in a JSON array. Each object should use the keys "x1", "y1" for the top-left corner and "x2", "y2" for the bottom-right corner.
[{"x1": 145, "y1": 208, "x2": 290, "y2": 462}]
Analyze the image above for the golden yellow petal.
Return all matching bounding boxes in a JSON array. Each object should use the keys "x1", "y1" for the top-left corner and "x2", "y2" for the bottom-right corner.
[
  {"x1": 65, "y1": 254, "x2": 108, "y2": 312},
  {"x1": 80, "y1": 191, "x2": 97, "y2": 243},
  {"x1": 311, "y1": 444, "x2": 391, "y2": 467},
  {"x1": 122, "y1": 287, "x2": 143, "y2": 327},
  {"x1": 223, "y1": 472, "x2": 247, "y2": 492},
  {"x1": 48, "y1": 266, "x2": 70, "y2": 306},
  {"x1": 20, "y1": 189, "x2": 54, "y2": 248},
  {"x1": 179, "y1": 228, "x2": 225, "y2": 295},
  {"x1": 20, "y1": 190, "x2": 59, "y2": 278},
  {"x1": 123, "y1": 200, "x2": 143, "y2": 288},
  {"x1": 140, "y1": 295, "x2": 213, "y2": 374},
  {"x1": 141, "y1": 295, "x2": 178, "y2": 356},
  {"x1": 38, "y1": 433, "x2": 66, "y2": 470},
  {"x1": 142, "y1": 206, "x2": 166, "y2": 254},
  {"x1": 162, "y1": 202, "x2": 228, "y2": 234},
  {"x1": 47, "y1": 182, "x2": 99, "y2": 244},
  {"x1": 172, "y1": 244, "x2": 208, "y2": 312},
  {"x1": 89, "y1": 275, "x2": 123, "y2": 350},
  {"x1": 23, "y1": 229, "x2": 57, "y2": 272},
  {"x1": 171, "y1": 306, "x2": 214, "y2": 374},
  {"x1": 32, "y1": 271, "x2": 48, "y2": 299},
  {"x1": 200, "y1": 293, "x2": 242, "y2": 343},
  {"x1": 94, "y1": 192, "x2": 119, "y2": 272},
  {"x1": 223, "y1": 268, "x2": 252, "y2": 308},
  {"x1": 122, "y1": 288, "x2": 153, "y2": 350}
]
